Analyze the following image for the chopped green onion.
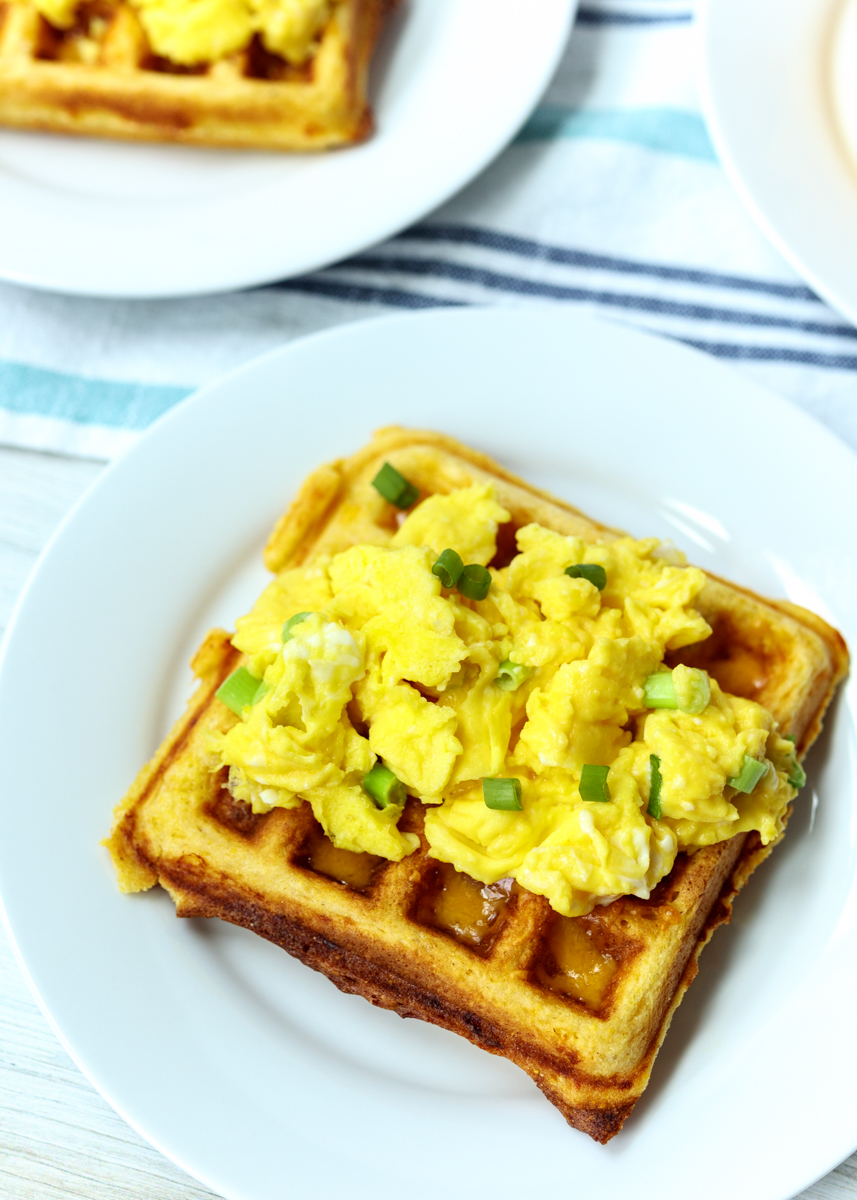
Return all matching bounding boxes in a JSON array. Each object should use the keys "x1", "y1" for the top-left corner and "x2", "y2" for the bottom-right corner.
[
  {"x1": 643, "y1": 672, "x2": 677, "y2": 708},
  {"x1": 565, "y1": 563, "x2": 607, "y2": 590},
  {"x1": 495, "y1": 659, "x2": 534, "y2": 691},
  {"x1": 432, "y1": 548, "x2": 464, "y2": 589},
  {"x1": 252, "y1": 679, "x2": 271, "y2": 706},
  {"x1": 362, "y1": 763, "x2": 406, "y2": 809},
  {"x1": 216, "y1": 667, "x2": 266, "y2": 716},
  {"x1": 643, "y1": 667, "x2": 710, "y2": 715},
  {"x1": 782, "y1": 748, "x2": 806, "y2": 787},
  {"x1": 482, "y1": 776, "x2": 523, "y2": 811},
  {"x1": 728, "y1": 755, "x2": 769, "y2": 794},
  {"x1": 371, "y1": 462, "x2": 419, "y2": 509},
  {"x1": 457, "y1": 563, "x2": 492, "y2": 601},
  {"x1": 648, "y1": 754, "x2": 662, "y2": 819},
  {"x1": 782, "y1": 733, "x2": 805, "y2": 788},
  {"x1": 282, "y1": 611, "x2": 312, "y2": 642},
  {"x1": 580, "y1": 764, "x2": 611, "y2": 803},
  {"x1": 788, "y1": 761, "x2": 807, "y2": 790}
]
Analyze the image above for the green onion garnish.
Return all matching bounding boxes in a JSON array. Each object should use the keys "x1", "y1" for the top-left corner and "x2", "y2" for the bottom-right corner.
[
  {"x1": 282, "y1": 611, "x2": 312, "y2": 642},
  {"x1": 643, "y1": 667, "x2": 710, "y2": 715},
  {"x1": 457, "y1": 563, "x2": 491, "y2": 601},
  {"x1": 371, "y1": 462, "x2": 419, "y2": 509},
  {"x1": 643, "y1": 672, "x2": 677, "y2": 708},
  {"x1": 362, "y1": 763, "x2": 407, "y2": 809},
  {"x1": 432, "y1": 548, "x2": 464, "y2": 589},
  {"x1": 728, "y1": 756, "x2": 769, "y2": 794},
  {"x1": 482, "y1": 777, "x2": 523, "y2": 810},
  {"x1": 580, "y1": 764, "x2": 611, "y2": 803},
  {"x1": 648, "y1": 754, "x2": 662, "y2": 819},
  {"x1": 565, "y1": 563, "x2": 607, "y2": 590},
  {"x1": 785, "y1": 738, "x2": 807, "y2": 789},
  {"x1": 495, "y1": 659, "x2": 533, "y2": 691},
  {"x1": 216, "y1": 667, "x2": 266, "y2": 716},
  {"x1": 782, "y1": 734, "x2": 806, "y2": 788},
  {"x1": 788, "y1": 761, "x2": 807, "y2": 790}
]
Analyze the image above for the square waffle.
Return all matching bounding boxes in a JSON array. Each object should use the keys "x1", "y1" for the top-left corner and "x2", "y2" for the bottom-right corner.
[
  {"x1": 0, "y1": 0, "x2": 393, "y2": 149},
  {"x1": 106, "y1": 427, "x2": 848, "y2": 1142}
]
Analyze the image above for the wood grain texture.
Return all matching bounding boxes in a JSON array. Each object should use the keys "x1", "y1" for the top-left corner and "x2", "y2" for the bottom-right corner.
[{"x1": 0, "y1": 443, "x2": 854, "y2": 1197}]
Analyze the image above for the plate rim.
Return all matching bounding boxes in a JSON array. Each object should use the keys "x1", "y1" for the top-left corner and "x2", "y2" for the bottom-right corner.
[{"x1": 697, "y1": 0, "x2": 857, "y2": 326}]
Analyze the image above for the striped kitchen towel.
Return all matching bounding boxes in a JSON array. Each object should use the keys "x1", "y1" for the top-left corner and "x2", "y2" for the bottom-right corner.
[{"x1": 2, "y1": 0, "x2": 856, "y2": 461}]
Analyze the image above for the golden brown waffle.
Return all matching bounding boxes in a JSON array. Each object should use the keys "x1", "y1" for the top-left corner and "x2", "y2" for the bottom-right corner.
[
  {"x1": 0, "y1": 0, "x2": 393, "y2": 148},
  {"x1": 106, "y1": 428, "x2": 848, "y2": 1143}
]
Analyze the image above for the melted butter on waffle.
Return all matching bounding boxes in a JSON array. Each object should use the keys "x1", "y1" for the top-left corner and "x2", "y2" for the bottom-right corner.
[
  {"x1": 414, "y1": 862, "x2": 514, "y2": 953},
  {"x1": 534, "y1": 915, "x2": 618, "y2": 1008},
  {"x1": 210, "y1": 483, "x2": 803, "y2": 919},
  {"x1": 33, "y1": 0, "x2": 330, "y2": 64},
  {"x1": 297, "y1": 825, "x2": 384, "y2": 890}
]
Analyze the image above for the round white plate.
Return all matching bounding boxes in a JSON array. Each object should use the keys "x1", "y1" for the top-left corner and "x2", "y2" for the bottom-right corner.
[
  {"x1": 0, "y1": 0, "x2": 575, "y2": 299},
  {"x1": 698, "y1": 0, "x2": 857, "y2": 326},
  {"x1": 1, "y1": 308, "x2": 856, "y2": 1200},
  {"x1": 833, "y1": 0, "x2": 857, "y2": 173}
]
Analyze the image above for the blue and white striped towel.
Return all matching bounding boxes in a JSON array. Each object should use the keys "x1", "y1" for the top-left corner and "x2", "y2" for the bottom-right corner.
[{"x1": 3, "y1": 0, "x2": 857, "y2": 461}]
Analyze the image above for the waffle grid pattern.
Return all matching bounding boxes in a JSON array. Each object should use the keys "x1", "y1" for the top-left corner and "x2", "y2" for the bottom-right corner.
[
  {"x1": 125, "y1": 632, "x2": 749, "y2": 1143},
  {"x1": 0, "y1": 0, "x2": 387, "y2": 147},
  {"x1": 207, "y1": 777, "x2": 636, "y2": 1008},
  {"x1": 106, "y1": 429, "x2": 848, "y2": 1142},
  {"x1": 0, "y1": 2, "x2": 311, "y2": 80}
]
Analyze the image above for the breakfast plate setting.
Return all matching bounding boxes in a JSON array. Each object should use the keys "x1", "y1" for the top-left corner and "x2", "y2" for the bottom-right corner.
[
  {"x1": 1, "y1": 308, "x2": 856, "y2": 1200},
  {"x1": 0, "y1": 0, "x2": 576, "y2": 297}
]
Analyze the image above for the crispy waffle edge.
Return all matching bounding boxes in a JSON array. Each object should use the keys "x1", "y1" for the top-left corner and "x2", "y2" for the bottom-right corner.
[
  {"x1": 105, "y1": 427, "x2": 849, "y2": 1143},
  {"x1": 0, "y1": 0, "x2": 395, "y2": 148}
]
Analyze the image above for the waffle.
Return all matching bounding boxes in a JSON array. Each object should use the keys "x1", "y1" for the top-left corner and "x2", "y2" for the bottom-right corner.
[
  {"x1": 106, "y1": 427, "x2": 848, "y2": 1143},
  {"x1": 0, "y1": 0, "x2": 393, "y2": 149}
]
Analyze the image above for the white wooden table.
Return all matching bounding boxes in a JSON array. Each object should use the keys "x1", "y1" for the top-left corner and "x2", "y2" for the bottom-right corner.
[{"x1": 1, "y1": 441, "x2": 856, "y2": 1200}]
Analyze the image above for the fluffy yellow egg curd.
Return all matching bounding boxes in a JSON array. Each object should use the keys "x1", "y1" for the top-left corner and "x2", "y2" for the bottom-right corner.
[
  {"x1": 211, "y1": 484, "x2": 803, "y2": 919},
  {"x1": 33, "y1": 0, "x2": 332, "y2": 67}
]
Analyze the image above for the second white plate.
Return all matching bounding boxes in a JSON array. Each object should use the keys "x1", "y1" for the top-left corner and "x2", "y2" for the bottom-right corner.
[
  {"x1": 698, "y1": 0, "x2": 857, "y2": 326},
  {"x1": 1, "y1": 309, "x2": 856, "y2": 1200},
  {"x1": 0, "y1": 0, "x2": 575, "y2": 298}
]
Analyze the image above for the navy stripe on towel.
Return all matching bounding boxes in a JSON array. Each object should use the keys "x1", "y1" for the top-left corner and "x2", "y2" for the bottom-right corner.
[
  {"x1": 680, "y1": 340, "x2": 857, "y2": 372},
  {"x1": 272, "y1": 278, "x2": 462, "y2": 310},
  {"x1": 401, "y1": 225, "x2": 821, "y2": 303},
  {"x1": 338, "y1": 255, "x2": 856, "y2": 340},
  {"x1": 277, "y1": 278, "x2": 857, "y2": 372},
  {"x1": 577, "y1": 8, "x2": 693, "y2": 25}
]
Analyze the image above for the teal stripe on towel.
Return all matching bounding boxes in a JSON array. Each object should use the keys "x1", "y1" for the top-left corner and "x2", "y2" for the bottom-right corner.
[
  {"x1": 516, "y1": 107, "x2": 717, "y2": 162},
  {"x1": 0, "y1": 359, "x2": 190, "y2": 430}
]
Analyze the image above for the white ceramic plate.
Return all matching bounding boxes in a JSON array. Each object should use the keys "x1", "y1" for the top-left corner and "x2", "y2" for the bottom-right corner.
[
  {"x1": 1, "y1": 308, "x2": 857, "y2": 1200},
  {"x1": 0, "y1": 0, "x2": 575, "y2": 299},
  {"x1": 698, "y1": 0, "x2": 857, "y2": 326}
]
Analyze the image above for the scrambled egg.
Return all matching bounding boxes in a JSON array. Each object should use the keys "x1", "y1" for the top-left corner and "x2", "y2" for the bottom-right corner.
[
  {"x1": 34, "y1": 0, "x2": 332, "y2": 67},
  {"x1": 212, "y1": 483, "x2": 801, "y2": 918}
]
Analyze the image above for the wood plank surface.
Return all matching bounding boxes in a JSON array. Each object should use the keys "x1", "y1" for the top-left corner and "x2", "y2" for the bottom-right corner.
[{"x1": 0, "y1": 443, "x2": 855, "y2": 1200}]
